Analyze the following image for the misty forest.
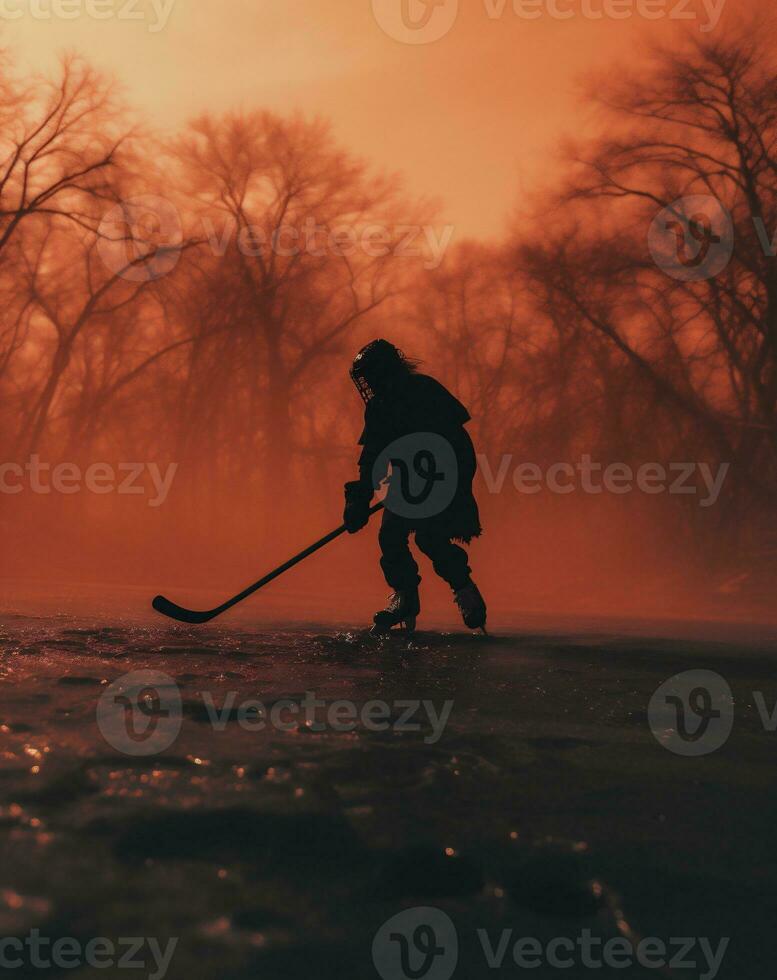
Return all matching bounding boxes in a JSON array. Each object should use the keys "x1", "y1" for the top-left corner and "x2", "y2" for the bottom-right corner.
[{"x1": 2, "y1": 34, "x2": 776, "y2": 615}]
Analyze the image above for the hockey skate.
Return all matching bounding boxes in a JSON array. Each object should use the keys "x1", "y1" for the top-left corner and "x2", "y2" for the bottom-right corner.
[
  {"x1": 371, "y1": 588, "x2": 420, "y2": 635},
  {"x1": 454, "y1": 580, "x2": 487, "y2": 632}
]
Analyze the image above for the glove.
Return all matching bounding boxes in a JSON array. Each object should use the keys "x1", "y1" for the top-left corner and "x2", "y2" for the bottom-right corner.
[{"x1": 344, "y1": 480, "x2": 372, "y2": 534}]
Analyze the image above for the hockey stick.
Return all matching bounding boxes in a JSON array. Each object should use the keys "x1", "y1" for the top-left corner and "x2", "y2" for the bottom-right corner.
[{"x1": 152, "y1": 502, "x2": 384, "y2": 625}]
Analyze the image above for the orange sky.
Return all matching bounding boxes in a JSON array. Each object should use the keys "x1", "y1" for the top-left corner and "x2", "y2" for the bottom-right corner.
[{"x1": 4, "y1": 0, "x2": 761, "y2": 238}]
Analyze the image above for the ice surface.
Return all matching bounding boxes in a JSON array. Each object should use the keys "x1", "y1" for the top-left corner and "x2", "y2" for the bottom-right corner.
[{"x1": 0, "y1": 617, "x2": 773, "y2": 978}]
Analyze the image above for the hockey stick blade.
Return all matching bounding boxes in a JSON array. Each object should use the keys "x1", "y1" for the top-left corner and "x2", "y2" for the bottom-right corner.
[{"x1": 152, "y1": 594, "x2": 222, "y2": 625}]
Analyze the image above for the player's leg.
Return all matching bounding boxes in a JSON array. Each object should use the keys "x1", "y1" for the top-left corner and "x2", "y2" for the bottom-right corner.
[
  {"x1": 415, "y1": 526, "x2": 487, "y2": 630},
  {"x1": 374, "y1": 511, "x2": 421, "y2": 631}
]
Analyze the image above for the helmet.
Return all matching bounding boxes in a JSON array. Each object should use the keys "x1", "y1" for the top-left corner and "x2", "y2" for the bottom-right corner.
[{"x1": 350, "y1": 339, "x2": 410, "y2": 403}]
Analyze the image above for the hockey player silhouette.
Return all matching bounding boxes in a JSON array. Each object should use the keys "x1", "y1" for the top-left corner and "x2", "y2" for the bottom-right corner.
[{"x1": 344, "y1": 340, "x2": 487, "y2": 633}]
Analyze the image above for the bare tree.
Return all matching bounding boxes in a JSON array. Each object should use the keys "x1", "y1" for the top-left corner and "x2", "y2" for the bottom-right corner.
[
  {"x1": 514, "y1": 32, "x2": 777, "y2": 563},
  {"x1": 169, "y1": 111, "x2": 427, "y2": 513}
]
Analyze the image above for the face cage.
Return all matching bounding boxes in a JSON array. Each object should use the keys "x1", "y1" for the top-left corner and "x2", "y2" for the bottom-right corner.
[{"x1": 351, "y1": 369, "x2": 375, "y2": 404}]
